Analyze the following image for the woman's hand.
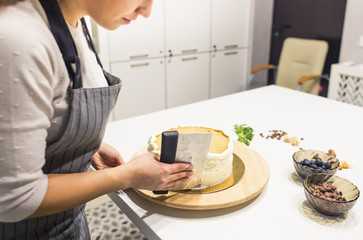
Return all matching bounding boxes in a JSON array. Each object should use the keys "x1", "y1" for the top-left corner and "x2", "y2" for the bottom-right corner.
[
  {"x1": 92, "y1": 142, "x2": 124, "y2": 170},
  {"x1": 28, "y1": 150, "x2": 192, "y2": 219},
  {"x1": 122, "y1": 153, "x2": 194, "y2": 191}
]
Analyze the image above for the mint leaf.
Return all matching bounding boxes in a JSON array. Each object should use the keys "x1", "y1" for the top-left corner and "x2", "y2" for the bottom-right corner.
[{"x1": 234, "y1": 124, "x2": 254, "y2": 146}]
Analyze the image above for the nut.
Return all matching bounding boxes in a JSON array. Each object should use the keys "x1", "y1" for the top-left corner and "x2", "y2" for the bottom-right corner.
[
  {"x1": 309, "y1": 182, "x2": 346, "y2": 202},
  {"x1": 328, "y1": 149, "x2": 336, "y2": 157},
  {"x1": 283, "y1": 135, "x2": 290, "y2": 143},
  {"x1": 291, "y1": 136, "x2": 299, "y2": 146}
]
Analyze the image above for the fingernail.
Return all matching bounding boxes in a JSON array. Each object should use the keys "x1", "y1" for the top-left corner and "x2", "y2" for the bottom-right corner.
[{"x1": 186, "y1": 164, "x2": 193, "y2": 169}]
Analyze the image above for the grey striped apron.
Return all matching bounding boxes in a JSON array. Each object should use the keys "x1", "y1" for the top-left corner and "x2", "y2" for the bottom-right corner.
[{"x1": 0, "y1": 0, "x2": 122, "y2": 239}]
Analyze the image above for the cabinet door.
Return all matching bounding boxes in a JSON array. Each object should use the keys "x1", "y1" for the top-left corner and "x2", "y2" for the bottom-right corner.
[
  {"x1": 107, "y1": 0, "x2": 164, "y2": 62},
  {"x1": 165, "y1": 0, "x2": 211, "y2": 55},
  {"x1": 210, "y1": 49, "x2": 248, "y2": 98},
  {"x1": 111, "y1": 58, "x2": 165, "y2": 120},
  {"x1": 211, "y1": 0, "x2": 252, "y2": 50},
  {"x1": 166, "y1": 53, "x2": 210, "y2": 108}
]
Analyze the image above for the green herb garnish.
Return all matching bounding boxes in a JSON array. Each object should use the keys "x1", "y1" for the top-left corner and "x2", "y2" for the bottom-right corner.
[{"x1": 234, "y1": 124, "x2": 254, "y2": 146}]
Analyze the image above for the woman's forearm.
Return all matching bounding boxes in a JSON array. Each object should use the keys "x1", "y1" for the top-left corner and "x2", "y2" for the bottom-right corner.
[
  {"x1": 27, "y1": 152, "x2": 193, "y2": 219},
  {"x1": 27, "y1": 165, "x2": 132, "y2": 219}
]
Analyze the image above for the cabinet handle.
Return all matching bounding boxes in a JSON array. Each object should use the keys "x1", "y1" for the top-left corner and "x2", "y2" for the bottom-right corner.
[
  {"x1": 224, "y1": 45, "x2": 238, "y2": 49},
  {"x1": 130, "y1": 62, "x2": 149, "y2": 68},
  {"x1": 182, "y1": 56, "x2": 198, "y2": 61},
  {"x1": 130, "y1": 54, "x2": 149, "y2": 59},
  {"x1": 181, "y1": 49, "x2": 198, "y2": 54},
  {"x1": 224, "y1": 51, "x2": 238, "y2": 56}
]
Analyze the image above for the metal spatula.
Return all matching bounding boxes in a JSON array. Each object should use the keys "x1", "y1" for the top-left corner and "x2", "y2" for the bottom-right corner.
[{"x1": 153, "y1": 130, "x2": 212, "y2": 194}]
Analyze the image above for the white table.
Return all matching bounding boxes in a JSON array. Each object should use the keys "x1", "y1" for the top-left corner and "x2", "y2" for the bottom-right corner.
[{"x1": 103, "y1": 85, "x2": 363, "y2": 240}]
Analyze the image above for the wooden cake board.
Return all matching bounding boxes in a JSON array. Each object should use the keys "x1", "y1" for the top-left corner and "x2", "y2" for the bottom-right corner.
[{"x1": 133, "y1": 141, "x2": 269, "y2": 210}]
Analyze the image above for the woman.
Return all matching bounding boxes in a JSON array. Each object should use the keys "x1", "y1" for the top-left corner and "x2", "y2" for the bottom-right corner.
[{"x1": 0, "y1": 0, "x2": 193, "y2": 239}]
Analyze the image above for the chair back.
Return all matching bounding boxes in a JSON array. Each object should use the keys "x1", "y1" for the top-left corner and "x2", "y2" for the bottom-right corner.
[{"x1": 276, "y1": 37, "x2": 328, "y2": 94}]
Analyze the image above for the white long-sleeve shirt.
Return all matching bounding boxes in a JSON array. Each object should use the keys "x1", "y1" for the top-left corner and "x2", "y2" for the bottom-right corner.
[{"x1": 0, "y1": 0, "x2": 108, "y2": 222}]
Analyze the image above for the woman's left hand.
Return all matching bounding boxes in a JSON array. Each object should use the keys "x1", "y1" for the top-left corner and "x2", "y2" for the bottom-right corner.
[{"x1": 92, "y1": 142, "x2": 124, "y2": 170}]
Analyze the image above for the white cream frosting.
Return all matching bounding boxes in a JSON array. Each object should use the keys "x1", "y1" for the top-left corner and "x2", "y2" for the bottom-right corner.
[{"x1": 201, "y1": 147, "x2": 233, "y2": 188}]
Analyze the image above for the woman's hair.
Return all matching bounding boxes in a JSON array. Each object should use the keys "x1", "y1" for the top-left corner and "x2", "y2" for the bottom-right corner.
[{"x1": 0, "y1": 0, "x2": 23, "y2": 6}]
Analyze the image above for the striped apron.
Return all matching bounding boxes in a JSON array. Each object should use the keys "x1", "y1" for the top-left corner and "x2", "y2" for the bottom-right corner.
[{"x1": 0, "y1": 0, "x2": 122, "y2": 239}]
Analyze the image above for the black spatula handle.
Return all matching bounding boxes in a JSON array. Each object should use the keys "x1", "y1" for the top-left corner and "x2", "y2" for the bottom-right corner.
[{"x1": 153, "y1": 131, "x2": 178, "y2": 195}]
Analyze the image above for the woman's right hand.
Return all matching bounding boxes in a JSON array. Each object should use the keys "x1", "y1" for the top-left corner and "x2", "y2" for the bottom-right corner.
[
  {"x1": 121, "y1": 153, "x2": 193, "y2": 191},
  {"x1": 25, "y1": 152, "x2": 192, "y2": 219}
]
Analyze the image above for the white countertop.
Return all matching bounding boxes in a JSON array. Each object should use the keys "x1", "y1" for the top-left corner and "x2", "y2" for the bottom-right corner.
[{"x1": 103, "y1": 85, "x2": 363, "y2": 240}]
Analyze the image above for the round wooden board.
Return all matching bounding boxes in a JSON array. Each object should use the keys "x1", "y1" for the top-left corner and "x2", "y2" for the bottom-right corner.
[{"x1": 133, "y1": 141, "x2": 270, "y2": 210}]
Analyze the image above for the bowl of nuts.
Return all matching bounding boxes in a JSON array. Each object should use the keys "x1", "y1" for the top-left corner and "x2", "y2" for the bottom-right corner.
[
  {"x1": 304, "y1": 174, "x2": 360, "y2": 216},
  {"x1": 293, "y1": 149, "x2": 340, "y2": 179}
]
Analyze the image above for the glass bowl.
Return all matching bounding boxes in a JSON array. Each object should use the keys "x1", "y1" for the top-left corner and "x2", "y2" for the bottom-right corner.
[
  {"x1": 303, "y1": 174, "x2": 360, "y2": 216},
  {"x1": 293, "y1": 149, "x2": 340, "y2": 179}
]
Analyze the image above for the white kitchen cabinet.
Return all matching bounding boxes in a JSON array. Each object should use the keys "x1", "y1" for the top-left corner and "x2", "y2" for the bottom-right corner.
[
  {"x1": 107, "y1": 0, "x2": 164, "y2": 62},
  {"x1": 164, "y1": 0, "x2": 211, "y2": 56},
  {"x1": 111, "y1": 58, "x2": 166, "y2": 119},
  {"x1": 96, "y1": 0, "x2": 254, "y2": 121},
  {"x1": 166, "y1": 53, "x2": 210, "y2": 108},
  {"x1": 211, "y1": 0, "x2": 252, "y2": 51},
  {"x1": 210, "y1": 49, "x2": 248, "y2": 98}
]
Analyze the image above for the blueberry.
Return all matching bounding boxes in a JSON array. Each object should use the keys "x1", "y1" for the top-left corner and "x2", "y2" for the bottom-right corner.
[
  {"x1": 310, "y1": 163, "x2": 318, "y2": 169},
  {"x1": 317, "y1": 167, "x2": 323, "y2": 171},
  {"x1": 311, "y1": 160, "x2": 316, "y2": 165},
  {"x1": 315, "y1": 158, "x2": 324, "y2": 167},
  {"x1": 303, "y1": 159, "x2": 310, "y2": 166},
  {"x1": 324, "y1": 162, "x2": 331, "y2": 169}
]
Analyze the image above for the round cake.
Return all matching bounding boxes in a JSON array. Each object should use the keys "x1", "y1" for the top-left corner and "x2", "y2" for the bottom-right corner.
[{"x1": 148, "y1": 126, "x2": 234, "y2": 189}]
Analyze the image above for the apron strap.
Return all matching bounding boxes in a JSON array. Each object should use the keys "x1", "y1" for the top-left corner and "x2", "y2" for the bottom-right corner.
[
  {"x1": 39, "y1": 0, "x2": 83, "y2": 89},
  {"x1": 80, "y1": 18, "x2": 103, "y2": 69},
  {"x1": 80, "y1": 19, "x2": 113, "y2": 86}
]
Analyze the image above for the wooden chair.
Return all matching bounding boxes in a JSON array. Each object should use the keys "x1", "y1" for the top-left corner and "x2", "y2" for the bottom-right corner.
[{"x1": 248, "y1": 37, "x2": 329, "y2": 95}]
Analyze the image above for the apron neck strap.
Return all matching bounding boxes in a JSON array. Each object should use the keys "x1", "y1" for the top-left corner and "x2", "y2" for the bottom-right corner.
[
  {"x1": 80, "y1": 18, "x2": 104, "y2": 69},
  {"x1": 39, "y1": 0, "x2": 83, "y2": 88},
  {"x1": 39, "y1": 0, "x2": 110, "y2": 88}
]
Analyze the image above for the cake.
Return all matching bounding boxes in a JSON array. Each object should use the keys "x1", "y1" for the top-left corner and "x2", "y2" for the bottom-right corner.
[{"x1": 148, "y1": 126, "x2": 234, "y2": 189}]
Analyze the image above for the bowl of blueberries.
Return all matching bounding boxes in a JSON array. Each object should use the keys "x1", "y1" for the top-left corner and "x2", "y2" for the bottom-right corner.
[{"x1": 292, "y1": 149, "x2": 340, "y2": 179}]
